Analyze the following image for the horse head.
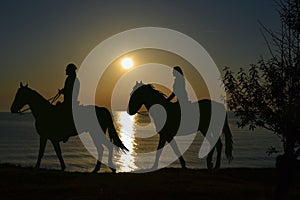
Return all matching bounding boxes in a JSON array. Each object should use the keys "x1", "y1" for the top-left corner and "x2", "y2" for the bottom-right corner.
[
  {"x1": 11, "y1": 82, "x2": 30, "y2": 113},
  {"x1": 128, "y1": 81, "x2": 146, "y2": 115},
  {"x1": 128, "y1": 81, "x2": 169, "y2": 116}
]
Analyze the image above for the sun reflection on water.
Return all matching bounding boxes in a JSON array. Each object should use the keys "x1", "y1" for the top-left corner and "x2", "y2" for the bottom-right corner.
[{"x1": 114, "y1": 112, "x2": 138, "y2": 172}]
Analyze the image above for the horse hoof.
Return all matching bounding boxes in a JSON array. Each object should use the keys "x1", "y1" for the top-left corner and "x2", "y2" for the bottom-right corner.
[
  {"x1": 207, "y1": 162, "x2": 213, "y2": 169},
  {"x1": 181, "y1": 163, "x2": 187, "y2": 170},
  {"x1": 182, "y1": 166, "x2": 188, "y2": 170},
  {"x1": 110, "y1": 168, "x2": 116, "y2": 173},
  {"x1": 207, "y1": 162, "x2": 214, "y2": 172},
  {"x1": 214, "y1": 165, "x2": 220, "y2": 171},
  {"x1": 61, "y1": 165, "x2": 66, "y2": 172},
  {"x1": 213, "y1": 168, "x2": 220, "y2": 172},
  {"x1": 149, "y1": 165, "x2": 159, "y2": 171},
  {"x1": 180, "y1": 163, "x2": 187, "y2": 169},
  {"x1": 34, "y1": 166, "x2": 40, "y2": 171}
]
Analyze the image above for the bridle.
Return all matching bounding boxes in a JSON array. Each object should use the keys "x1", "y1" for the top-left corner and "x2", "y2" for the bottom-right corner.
[{"x1": 18, "y1": 92, "x2": 61, "y2": 114}]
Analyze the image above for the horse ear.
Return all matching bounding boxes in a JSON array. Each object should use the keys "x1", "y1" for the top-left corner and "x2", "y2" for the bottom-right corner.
[
  {"x1": 20, "y1": 82, "x2": 24, "y2": 88},
  {"x1": 136, "y1": 81, "x2": 138, "y2": 85},
  {"x1": 25, "y1": 84, "x2": 28, "y2": 88}
]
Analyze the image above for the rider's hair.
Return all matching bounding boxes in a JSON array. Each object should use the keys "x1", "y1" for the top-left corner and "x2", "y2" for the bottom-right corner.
[{"x1": 173, "y1": 66, "x2": 184, "y2": 75}]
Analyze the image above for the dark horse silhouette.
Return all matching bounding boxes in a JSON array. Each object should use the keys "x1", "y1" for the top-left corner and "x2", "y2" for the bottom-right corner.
[
  {"x1": 11, "y1": 82, "x2": 128, "y2": 173},
  {"x1": 128, "y1": 82, "x2": 233, "y2": 170}
]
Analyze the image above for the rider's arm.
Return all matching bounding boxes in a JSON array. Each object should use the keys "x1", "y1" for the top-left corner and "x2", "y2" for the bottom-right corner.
[
  {"x1": 59, "y1": 88, "x2": 65, "y2": 94},
  {"x1": 59, "y1": 77, "x2": 71, "y2": 95}
]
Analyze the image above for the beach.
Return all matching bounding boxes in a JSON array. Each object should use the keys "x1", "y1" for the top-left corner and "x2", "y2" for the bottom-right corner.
[{"x1": 1, "y1": 163, "x2": 300, "y2": 200}]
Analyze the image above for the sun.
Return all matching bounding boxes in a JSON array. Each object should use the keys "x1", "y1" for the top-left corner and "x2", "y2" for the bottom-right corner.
[{"x1": 121, "y1": 58, "x2": 133, "y2": 69}]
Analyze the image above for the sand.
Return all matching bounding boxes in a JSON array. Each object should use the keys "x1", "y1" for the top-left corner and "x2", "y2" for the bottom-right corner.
[{"x1": 1, "y1": 163, "x2": 299, "y2": 200}]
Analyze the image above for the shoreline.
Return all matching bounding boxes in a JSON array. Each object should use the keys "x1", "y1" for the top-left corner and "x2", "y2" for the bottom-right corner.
[{"x1": 1, "y1": 163, "x2": 300, "y2": 199}]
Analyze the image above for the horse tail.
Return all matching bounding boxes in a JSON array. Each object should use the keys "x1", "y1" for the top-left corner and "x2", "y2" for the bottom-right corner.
[
  {"x1": 223, "y1": 114, "x2": 233, "y2": 162},
  {"x1": 103, "y1": 108, "x2": 129, "y2": 152}
]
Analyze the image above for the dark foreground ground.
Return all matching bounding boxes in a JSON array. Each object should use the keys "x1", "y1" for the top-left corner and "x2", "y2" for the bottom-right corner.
[{"x1": 1, "y1": 164, "x2": 300, "y2": 200}]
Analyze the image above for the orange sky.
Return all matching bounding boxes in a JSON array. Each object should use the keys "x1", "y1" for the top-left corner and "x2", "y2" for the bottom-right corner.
[
  {"x1": 1, "y1": 1, "x2": 280, "y2": 111},
  {"x1": 96, "y1": 49, "x2": 209, "y2": 110}
]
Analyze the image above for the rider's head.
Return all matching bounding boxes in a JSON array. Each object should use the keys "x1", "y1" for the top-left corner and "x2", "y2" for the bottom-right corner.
[
  {"x1": 65, "y1": 63, "x2": 77, "y2": 76},
  {"x1": 173, "y1": 66, "x2": 184, "y2": 77}
]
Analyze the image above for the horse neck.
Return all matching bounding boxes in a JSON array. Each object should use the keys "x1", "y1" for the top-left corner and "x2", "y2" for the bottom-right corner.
[
  {"x1": 27, "y1": 89, "x2": 51, "y2": 119},
  {"x1": 144, "y1": 89, "x2": 169, "y2": 110}
]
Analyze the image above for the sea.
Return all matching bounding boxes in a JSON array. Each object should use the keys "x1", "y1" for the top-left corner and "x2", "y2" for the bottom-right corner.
[{"x1": 0, "y1": 111, "x2": 283, "y2": 173}]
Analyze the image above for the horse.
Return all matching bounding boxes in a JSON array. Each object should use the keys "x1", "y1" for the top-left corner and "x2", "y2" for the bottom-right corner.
[
  {"x1": 128, "y1": 82, "x2": 233, "y2": 170},
  {"x1": 10, "y1": 82, "x2": 128, "y2": 173}
]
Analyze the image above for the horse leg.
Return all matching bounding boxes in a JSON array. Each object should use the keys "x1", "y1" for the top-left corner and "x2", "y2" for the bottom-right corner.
[
  {"x1": 206, "y1": 147, "x2": 215, "y2": 171},
  {"x1": 107, "y1": 142, "x2": 116, "y2": 173},
  {"x1": 91, "y1": 144, "x2": 104, "y2": 173},
  {"x1": 51, "y1": 140, "x2": 65, "y2": 171},
  {"x1": 168, "y1": 139, "x2": 186, "y2": 169},
  {"x1": 88, "y1": 127, "x2": 107, "y2": 173},
  {"x1": 93, "y1": 161, "x2": 102, "y2": 174},
  {"x1": 153, "y1": 136, "x2": 166, "y2": 170},
  {"x1": 214, "y1": 138, "x2": 223, "y2": 170},
  {"x1": 36, "y1": 136, "x2": 47, "y2": 169}
]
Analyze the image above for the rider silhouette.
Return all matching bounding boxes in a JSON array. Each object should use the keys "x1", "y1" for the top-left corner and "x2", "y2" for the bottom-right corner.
[
  {"x1": 57, "y1": 63, "x2": 80, "y2": 142},
  {"x1": 58, "y1": 63, "x2": 80, "y2": 109},
  {"x1": 167, "y1": 66, "x2": 189, "y2": 104}
]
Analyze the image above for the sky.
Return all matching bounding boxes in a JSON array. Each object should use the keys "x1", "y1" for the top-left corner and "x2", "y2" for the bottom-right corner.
[{"x1": 0, "y1": 0, "x2": 281, "y2": 111}]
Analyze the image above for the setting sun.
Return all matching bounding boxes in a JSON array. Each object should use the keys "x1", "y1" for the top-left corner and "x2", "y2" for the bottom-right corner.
[{"x1": 121, "y1": 58, "x2": 133, "y2": 69}]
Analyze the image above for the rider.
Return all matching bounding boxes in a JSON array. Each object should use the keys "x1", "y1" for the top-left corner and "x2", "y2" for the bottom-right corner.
[
  {"x1": 167, "y1": 66, "x2": 189, "y2": 105},
  {"x1": 57, "y1": 63, "x2": 80, "y2": 142},
  {"x1": 58, "y1": 63, "x2": 80, "y2": 110}
]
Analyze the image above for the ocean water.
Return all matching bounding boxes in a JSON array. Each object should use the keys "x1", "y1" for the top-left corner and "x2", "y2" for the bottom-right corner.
[{"x1": 0, "y1": 112, "x2": 283, "y2": 172}]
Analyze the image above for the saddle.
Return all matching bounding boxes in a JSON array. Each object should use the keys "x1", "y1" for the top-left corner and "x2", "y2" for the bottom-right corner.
[{"x1": 53, "y1": 102, "x2": 78, "y2": 142}]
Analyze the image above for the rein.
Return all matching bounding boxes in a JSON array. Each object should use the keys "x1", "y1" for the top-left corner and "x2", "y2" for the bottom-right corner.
[
  {"x1": 18, "y1": 92, "x2": 61, "y2": 114},
  {"x1": 50, "y1": 92, "x2": 61, "y2": 104}
]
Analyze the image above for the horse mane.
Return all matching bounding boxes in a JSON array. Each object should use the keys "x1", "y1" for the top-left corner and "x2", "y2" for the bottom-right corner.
[
  {"x1": 27, "y1": 87, "x2": 51, "y2": 106},
  {"x1": 145, "y1": 84, "x2": 167, "y2": 99}
]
